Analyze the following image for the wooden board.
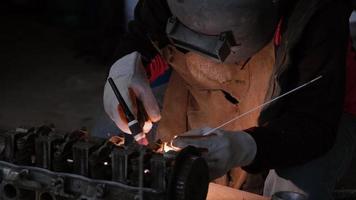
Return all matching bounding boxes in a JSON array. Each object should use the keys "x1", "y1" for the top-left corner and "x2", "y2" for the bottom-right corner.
[{"x1": 207, "y1": 183, "x2": 270, "y2": 200}]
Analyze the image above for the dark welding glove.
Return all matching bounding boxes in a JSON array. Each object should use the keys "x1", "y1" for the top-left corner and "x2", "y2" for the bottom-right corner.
[
  {"x1": 172, "y1": 128, "x2": 257, "y2": 180},
  {"x1": 103, "y1": 51, "x2": 161, "y2": 134}
]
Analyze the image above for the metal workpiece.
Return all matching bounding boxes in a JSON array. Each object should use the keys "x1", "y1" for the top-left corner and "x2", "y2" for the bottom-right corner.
[
  {"x1": 53, "y1": 130, "x2": 87, "y2": 173},
  {"x1": 0, "y1": 127, "x2": 209, "y2": 200},
  {"x1": 36, "y1": 134, "x2": 64, "y2": 170},
  {"x1": 168, "y1": 146, "x2": 209, "y2": 200}
]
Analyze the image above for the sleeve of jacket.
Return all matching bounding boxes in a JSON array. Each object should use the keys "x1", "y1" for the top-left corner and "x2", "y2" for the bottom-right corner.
[
  {"x1": 243, "y1": 0, "x2": 352, "y2": 173},
  {"x1": 112, "y1": 0, "x2": 171, "y2": 64}
]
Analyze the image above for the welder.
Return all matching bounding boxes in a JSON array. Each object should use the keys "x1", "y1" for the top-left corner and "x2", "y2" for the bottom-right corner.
[{"x1": 103, "y1": 0, "x2": 356, "y2": 199}]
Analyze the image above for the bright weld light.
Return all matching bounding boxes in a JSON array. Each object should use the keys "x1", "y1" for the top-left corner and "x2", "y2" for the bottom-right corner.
[
  {"x1": 163, "y1": 142, "x2": 181, "y2": 153},
  {"x1": 66, "y1": 159, "x2": 74, "y2": 163},
  {"x1": 144, "y1": 169, "x2": 150, "y2": 174},
  {"x1": 104, "y1": 162, "x2": 109, "y2": 166},
  {"x1": 109, "y1": 136, "x2": 125, "y2": 146}
]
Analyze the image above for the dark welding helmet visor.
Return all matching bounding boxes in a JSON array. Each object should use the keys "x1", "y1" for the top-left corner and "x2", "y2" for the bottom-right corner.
[
  {"x1": 166, "y1": 17, "x2": 237, "y2": 63},
  {"x1": 166, "y1": 0, "x2": 279, "y2": 64}
]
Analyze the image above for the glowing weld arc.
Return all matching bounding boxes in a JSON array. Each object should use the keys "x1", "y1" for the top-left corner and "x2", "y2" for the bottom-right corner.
[{"x1": 202, "y1": 75, "x2": 323, "y2": 136}]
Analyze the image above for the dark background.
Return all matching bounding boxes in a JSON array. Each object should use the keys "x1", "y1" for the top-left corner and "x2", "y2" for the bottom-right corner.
[
  {"x1": 0, "y1": 0, "x2": 127, "y2": 132},
  {"x1": 0, "y1": 0, "x2": 355, "y2": 192}
]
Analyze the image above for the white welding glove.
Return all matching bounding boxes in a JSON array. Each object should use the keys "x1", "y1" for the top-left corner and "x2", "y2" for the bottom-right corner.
[
  {"x1": 103, "y1": 51, "x2": 161, "y2": 134},
  {"x1": 173, "y1": 128, "x2": 257, "y2": 180}
]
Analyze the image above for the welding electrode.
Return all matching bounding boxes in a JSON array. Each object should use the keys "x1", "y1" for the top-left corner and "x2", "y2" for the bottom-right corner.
[{"x1": 108, "y1": 78, "x2": 148, "y2": 145}]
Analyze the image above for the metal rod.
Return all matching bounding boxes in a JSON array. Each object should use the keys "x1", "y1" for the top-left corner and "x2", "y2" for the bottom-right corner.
[{"x1": 203, "y1": 75, "x2": 323, "y2": 136}]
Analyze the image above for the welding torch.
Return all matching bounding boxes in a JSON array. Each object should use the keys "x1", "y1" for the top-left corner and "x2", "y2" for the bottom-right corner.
[{"x1": 108, "y1": 78, "x2": 148, "y2": 145}]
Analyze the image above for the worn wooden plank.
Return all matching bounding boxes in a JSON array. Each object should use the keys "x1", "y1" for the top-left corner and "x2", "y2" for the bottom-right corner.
[{"x1": 207, "y1": 183, "x2": 270, "y2": 200}]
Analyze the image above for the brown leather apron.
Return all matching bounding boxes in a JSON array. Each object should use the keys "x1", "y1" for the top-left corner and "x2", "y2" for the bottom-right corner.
[{"x1": 157, "y1": 41, "x2": 275, "y2": 188}]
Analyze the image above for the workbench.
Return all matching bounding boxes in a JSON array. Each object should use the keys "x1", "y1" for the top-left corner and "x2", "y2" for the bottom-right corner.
[{"x1": 207, "y1": 183, "x2": 270, "y2": 200}]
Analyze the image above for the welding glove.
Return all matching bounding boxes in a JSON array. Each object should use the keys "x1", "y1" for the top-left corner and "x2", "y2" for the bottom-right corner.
[
  {"x1": 103, "y1": 51, "x2": 161, "y2": 134},
  {"x1": 172, "y1": 128, "x2": 257, "y2": 180}
]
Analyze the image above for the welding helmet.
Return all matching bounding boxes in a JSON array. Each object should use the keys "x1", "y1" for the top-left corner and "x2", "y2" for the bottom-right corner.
[{"x1": 166, "y1": 0, "x2": 279, "y2": 64}]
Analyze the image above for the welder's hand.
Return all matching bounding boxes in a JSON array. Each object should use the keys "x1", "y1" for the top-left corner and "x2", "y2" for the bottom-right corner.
[
  {"x1": 103, "y1": 51, "x2": 161, "y2": 134},
  {"x1": 173, "y1": 128, "x2": 257, "y2": 180}
]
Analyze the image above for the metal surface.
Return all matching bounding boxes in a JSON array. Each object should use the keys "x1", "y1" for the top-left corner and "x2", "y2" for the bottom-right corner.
[
  {"x1": 169, "y1": 146, "x2": 209, "y2": 200},
  {"x1": 0, "y1": 127, "x2": 209, "y2": 200}
]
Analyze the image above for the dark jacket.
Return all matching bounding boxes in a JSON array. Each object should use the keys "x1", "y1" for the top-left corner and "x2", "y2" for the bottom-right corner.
[{"x1": 113, "y1": 0, "x2": 352, "y2": 173}]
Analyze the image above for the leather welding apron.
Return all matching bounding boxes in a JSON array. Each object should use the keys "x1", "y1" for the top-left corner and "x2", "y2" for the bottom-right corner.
[{"x1": 157, "y1": 41, "x2": 275, "y2": 188}]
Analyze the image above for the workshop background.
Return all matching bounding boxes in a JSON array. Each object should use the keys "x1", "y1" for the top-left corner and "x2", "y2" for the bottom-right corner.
[{"x1": 0, "y1": 0, "x2": 355, "y2": 194}]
